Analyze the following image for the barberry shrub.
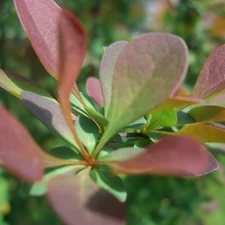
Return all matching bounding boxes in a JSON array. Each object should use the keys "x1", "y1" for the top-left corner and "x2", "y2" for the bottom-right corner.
[{"x1": 1, "y1": 0, "x2": 225, "y2": 224}]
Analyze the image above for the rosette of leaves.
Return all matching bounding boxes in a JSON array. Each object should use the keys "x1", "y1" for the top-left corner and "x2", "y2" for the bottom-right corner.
[{"x1": 1, "y1": 0, "x2": 225, "y2": 225}]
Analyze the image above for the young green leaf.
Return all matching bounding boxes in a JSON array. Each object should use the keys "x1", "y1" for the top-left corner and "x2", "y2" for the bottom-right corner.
[
  {"x1": 86, "y1": 77, "x2": 104, "y2": 107},
  {"x1": 13, "y1": 0, "x2": 61, "y2": 77},
  {"x1": 107, "y1": 136, "x2": 218, "y2": 177},
  {"x1": 95, "y1": 33, "x2": 188, "y2": 154},
  {"x1": 21, "y1": 91, "x2": 77, "y2": 148},
  {"x1": 90, "y1": 169, "x2": 127, "y2": 202},
  {"x1": 179, "y1": 124, "x2": 225, "y2": 143},
  {"x1": 47, "y1": 174, "x2": 126, "y2": 225},
  {"x1": 0, "y1": 106, "x2": 70, "y2": 182},
  {"x1": 50, "y1": 147, "x2": 82, "y2": 160},
  {"x1": 100, "y1": 41, "x2": 128, "y2": 116},
  {"x1": 75, "y1": 115, "x2": 99, "y2": 155},
  {"x1": 192, "y1": 44, "x2": 225, "y2": 98},
  {"x1": 0, "y1": 70, "x2": 52, "y2": 99}
]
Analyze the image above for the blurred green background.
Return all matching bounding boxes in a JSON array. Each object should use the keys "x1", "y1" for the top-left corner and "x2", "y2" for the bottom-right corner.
[{"x1": 1, "y1": 0, "x2": 225, "y2": 224}]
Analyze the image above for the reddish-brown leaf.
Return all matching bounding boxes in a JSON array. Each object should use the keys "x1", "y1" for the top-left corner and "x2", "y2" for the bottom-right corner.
[
  {"x1": 192, "y1": 44, "x2": 225, "y2": 98},
  {"x1": 13, "y1": 0, "x2": 61, "y2": 77},
  {"x1": 106, "y1": 136, "x2": 218, "y2": 177},
  {"x1": 0, "y1": 106, "x2": 69, "y2": 182},
  {"x1": 47, "y1": 174, "x2": 126, "y2": 225},
  {"x1": 86, "y1": 77, "x2": 104, "y2": 107}
]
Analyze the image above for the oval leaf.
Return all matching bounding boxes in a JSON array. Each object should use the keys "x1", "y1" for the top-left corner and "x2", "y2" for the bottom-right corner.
[
  {"x1": 192, "y1": 44, "x2": 225, "y2": 98},
  {"x1": 100, "y1": 41, "x2": 128, "y2": 115},
  {"x1": 107, "y1": 136, "x2": 218, "y2": 177},
  {"x1": 0, "y1": 106, "x2": 69, "y2": 182}
]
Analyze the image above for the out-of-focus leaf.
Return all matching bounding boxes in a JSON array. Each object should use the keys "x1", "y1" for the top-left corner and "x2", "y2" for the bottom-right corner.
[
  {"x1": 96, "y1": 33, "x2": 188, "y2": 153},
  {"x1": 100, "y1": 41, "x2": 128, "y2": 116},
  {"x1": 13, "y1": 0, "x2": 61, "y2": 77},
  {"x1": 208, "y1": 92, "x2": 225, "y2": 107},
  {"x1": 0, "y1": 70, "x2": 52, "y2": 99},
  {"x1": 0, "y1": 106, "x2": 69, "y2": 182},
  {"x1": 98, "y1": 147, "x2": 145, "y2": 162},
  {"x1": 21, "y1": 91, "x2": 77, "y2": 148},
  {"x1": 145, "y1": 109, "x2": 177, "y2": 131},
  {"x1": 108, "y1": 136, "x2": 218, "y2": 177},
  {"x1": 90, "y1": 169, "x2": 127, "y2": 202},
  {"x1": 179, "y1": 124, "x2": 225, "y2": 143},
  {"x1": 151, "y1": 96, "x2": 202, "y2": 113},
  {"x1": 0, "y1": 169, "x2": 10, "y2": 215},
  {"x1": 29, "y1": 165, "x2": 81, "y2": 196},
  {"x1": 86, "y1": 77, "x2": 104, "y2": 107},
  {"x1": 75, "y1": 115, "x2": 99, "y2": 155},
  {"x1": 188, "y1": 105, "x2": 225, "y2": 122},
  {"x1": 177, "y1": 111, "x2": 196, "y2": 125},
  {"x1": 47, "y1": 173, "x2": 126, "y2": 225},
  {"x1": 50, "y1": 147, "x2": 82, "y2": 160},
  {"x1": 127, "y1": 117, "x2": 146, "y2": 129},
  {"x1": 192, "y1": 44, "x2": 225, "y2": 98}
]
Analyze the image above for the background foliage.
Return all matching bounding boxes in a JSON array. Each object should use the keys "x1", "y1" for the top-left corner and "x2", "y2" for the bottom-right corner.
[{"x1": 1, "y1": 0, "x2": 225, "y2": 224}]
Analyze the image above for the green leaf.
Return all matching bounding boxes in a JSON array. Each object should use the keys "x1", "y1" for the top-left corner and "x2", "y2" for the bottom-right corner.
[
  {"x1": 177, "y1": 111, "x2": 196, "y2": 125},
  {"x1": 100, "y1": 41, "x2": 128, "y2": 116},
  {"x1": 145, "y1": 109, "x2": 177, "y2": 131},
  {"x1": 50, "y1": 146, "x2": 82, "y2": 160},
  {"x1": 0, "y1": 70, "x2": 52, "y2": 99},
  {"x1": 98, "y1": 147, "x2": 145, "y2": 162},
  {"x1": 28, "y1": 165, "x2": 81, "y2": 196},
  {"x1": 75, "y1": 115, "x2": 99, "y2": 155},
  {"x1": 90, "y1": 169, "x2": 127, "y2": 202},
  {"x1": 95, "y1": 33, "x2": 188, "y2": 154},
  {"x1": 188, "y1": 105, "x2": 225, "y2": 122},
  {"x1": 0, "y1": 170, "x2": 10, "y2": 215}
]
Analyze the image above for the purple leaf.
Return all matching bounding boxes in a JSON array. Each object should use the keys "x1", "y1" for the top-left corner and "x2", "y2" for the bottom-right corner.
[
  {"x1": 47, "y1": 174, "x2": 126, "y2": 225},
  {"x1": 192, "y1": 44, "x2": 225, "y2": 98},
  {"x1": 0, "y1": 106, "x2": 69, "y2": 182},
  {"x1": 99, "y1": 41, "x2": 128, "y2": 115},
  {"x1": 86, "y1": 77, "x2": 104, "y2": 107},
  {"x1": 107, "y1": 136, "x2": 218, "y2": 177}
]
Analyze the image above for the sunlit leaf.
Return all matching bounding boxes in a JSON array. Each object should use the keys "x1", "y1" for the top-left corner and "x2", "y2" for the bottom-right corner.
[
  {"x1": 21, "y1": 91, "x2": 77, "y2": 148},
  {"x1": 75, "y1": 115, "x2": 99, "y2": 155},
  {"x1": 86, "y1": 77, "x2": 104, "y2": 107},
  {"x1": 95, "y1": 33, "x2": 188, "y2": 153},
  {"x1": 47, "y1": 173, "x2": 126, "y2": 225},
  {"x1": 0, "y1": 70, "x2": 52, "y2": 99},
  {"x1": 192, "y1": 44, "x2": 225, "y2": 98},
  {"x1": 13, "y1": 0, "x2": 61, "y2": 77},
  {"x1": 0, "y1": 106, "x2": 69, "y2": 182},
  {"x1": 90, "y1": 169, "x2": 127, "y2": 202},
  {"x1": 179, "y1": 124, "x2": 225, "y2": 143},
  {"x1": 145, "y1": 109, "x2": 177, "y2": 131},
  {"x1": 188, "y1": 105, "x2": 225, "y2": 122},
  {"x1": 107, "y1": 136, "x2": 218, "y2": 177},
  {"x1": 100, "y1": 41, "x2": 128, "y2": 116}
]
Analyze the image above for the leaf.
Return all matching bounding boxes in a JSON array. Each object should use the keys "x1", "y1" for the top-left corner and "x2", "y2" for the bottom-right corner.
[
  {"x1": 177, "y1": 111, "x2": 196, "y2": 125},
  {"x1": 96, "y1": 33, "x2": 188, "y2": 153},
  {"x1": 98, "y1": 147, "x2": 146, "y2": 162},
  {"x1": 108, "y1": 135, "x2": 218, "y2": 177},
  {"x1": 0, "y1": 105, "x2": 69, "y2": 182},
  {"x1": 0, "y1": 70, "x2": 52, "y2": 99},
  {"x1": 21, "y1": 91, "x2": 77, "y2": 148},
  {"x1": 99, "y1": 41, "x2": 128, "y2": 116},
  {"x1": 29, "y1": 165, "x2": 81, "y2": 196},
  {"x1": 179, "y1": 124, "x2": 225, "y2": 143},
  {"x1": 86, "y1": 77, "x2": 104, "y2": 107},
  {"x1": 145, "y1": 109, "x2": 177, "y2": 131},
  {"x1": 13, "y1": 0, "x2": 61, "y2": 77},
  {"x1": 188, "y1": 105, "x2": 225, "y2": 122},
  {"x1": 90, "y1": 169, "x2": 127, "y2": 202},
  {"x1": 192, "y1": 44, "x2": 225, "y2": 98},
  {"x1": 47, "y1": 173, "x2": 126, "y2": 225},
  {"x1": 75, "y1": 115, "x2": 99, "y2": 155},
  {"x1": 50, "y1": 146, "x2": 82, "y2": 160}
]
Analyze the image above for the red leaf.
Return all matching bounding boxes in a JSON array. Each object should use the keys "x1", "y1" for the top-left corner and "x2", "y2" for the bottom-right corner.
[
  {"x1": 13, "y1": 0, "x2": 61, "y2": 77},
  {"x1": 107, "y1": 136, "x2": 218, "y2": 177},
  {"x1": 192, "y1": 44, "x2": 225, "y2": 98},
  {"x1": 0, "y1": 106, "x2": 69, "y2": 182},
  {"x1": 47, "y1": 175, "x2": 126, "y2": 225},
  {"x1": 86, "y1": 77, "x2": 104, "y2": 107}
]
